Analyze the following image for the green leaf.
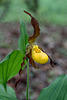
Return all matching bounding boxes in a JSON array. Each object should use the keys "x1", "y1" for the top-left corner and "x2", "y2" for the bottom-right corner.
[
  {"x1": 18, "y1": 20, "x2": 29, "y2": 55},
  {"x1": 0, "y1": 50, "x2": 24, "y2": 89},
  {"x1": 0, "y1": 84, "x2": 17, "y2": 100},
  {"x1": 37, "y1": 74, "x2": 67, "y2": 100}
]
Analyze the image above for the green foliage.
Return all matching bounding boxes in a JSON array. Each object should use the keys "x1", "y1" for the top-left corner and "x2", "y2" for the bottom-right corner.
[
  {"x1": 37, "y1": 74, "x2": 67, "y2": 100},
  {"x1": 37, "y1": 0, "x2": 67, "y2": 25},
  {"x1": 3, "y1": 0, "x2": 29, "y2": 22},
  {"x1": 1, "y1": 0, "x2": 67, "y2": 25},
  {"x1": 0, "y1": 9, "x2": 67, "y2": 99},
  {"x1": 25, "y1": 0, "x2": 38, "y2": 12},
  {"x1": 0, "y1": 50, "x2": 24, "y2": 89},
  {"x1": 0, "y1": 84, "x2": 17, "y2": 100},
  {"x1": 18, "y1": 20, "x2": 29, "y2": 55},
  {"x1": 0, "y1": 19, "x2": 29, "y2": 100}
]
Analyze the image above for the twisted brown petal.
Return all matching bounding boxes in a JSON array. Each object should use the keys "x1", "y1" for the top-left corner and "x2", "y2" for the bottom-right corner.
[
  {"x1": 38, "y1": 46, "x2": 54, "y2": 67},
  {"x1": 15, "y1": 56, "x2": 27, "y2": 89},
  {"x1": 24, "y1": 10, "x2": 40, "y2": 43},
  {"x1": 27, "y1": 50, "x2": 39, "y2": 69}
]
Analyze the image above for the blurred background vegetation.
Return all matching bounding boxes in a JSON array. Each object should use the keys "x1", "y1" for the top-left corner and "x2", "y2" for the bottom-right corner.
[
  {"x1": 0, "y1": 0, "x2": 67, "y2": 100},
  {"x1": 0, "y1": 0, "x2": 67, "y2": 25}
]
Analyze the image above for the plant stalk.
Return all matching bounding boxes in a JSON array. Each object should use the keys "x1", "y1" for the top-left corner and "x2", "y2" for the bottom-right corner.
[{"x1": 26, "y1": 59, "x2": 29, "y2": 100}]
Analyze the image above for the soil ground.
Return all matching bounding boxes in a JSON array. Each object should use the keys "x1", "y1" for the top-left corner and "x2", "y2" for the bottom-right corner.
[{"x1": 0, "y1": 22, "x2": 67, "y2": 100}]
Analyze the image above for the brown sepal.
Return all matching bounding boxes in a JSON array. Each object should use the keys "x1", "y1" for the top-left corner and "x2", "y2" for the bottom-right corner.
[
  {"x1": 39, "y1": 46, "x2": 54, "y2": 67},
  {"x1": 15, "y1": 56, "x2": 27, "y2": 89},
  {"x1": 24, "y1": 10, "x2": 40, "y2": 43},
  {"x1": 47, "y1": 55, "x2": 54, "y2": 67},
  {"x1": 27, "y1": 50, "x2": 39, "y2": 69},
  {"x1": 19, "y1": 56, "x2": 27, "y2": 75},
  {"x1": 15, "y1": 79, "x2": 21, "y2": 89}
]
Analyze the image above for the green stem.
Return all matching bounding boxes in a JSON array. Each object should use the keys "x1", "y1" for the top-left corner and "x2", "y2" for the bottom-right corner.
[{"x1": 26, "y1": 59, "x2": 29, "y2": 100}]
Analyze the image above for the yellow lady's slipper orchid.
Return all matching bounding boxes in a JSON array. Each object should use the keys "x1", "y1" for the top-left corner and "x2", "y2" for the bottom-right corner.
[
  {"x1": 22, "y1": 11, "x2": 54, "y2": 69},
  {"x1": 15, "y1": 11, "x2": 54, "y2": 89},
  {"x1": 32, "y1": 45, "x2": 48, "y2": 64}
]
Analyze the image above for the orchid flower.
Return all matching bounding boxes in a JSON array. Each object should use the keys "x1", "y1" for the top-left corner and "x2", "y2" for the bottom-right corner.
[
  {"x1": 15, "y1": 11, "x2": 54, "y2": 100},
  {"x1": 20, "y1": 10, "x2": 54, "y2": 70}
]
